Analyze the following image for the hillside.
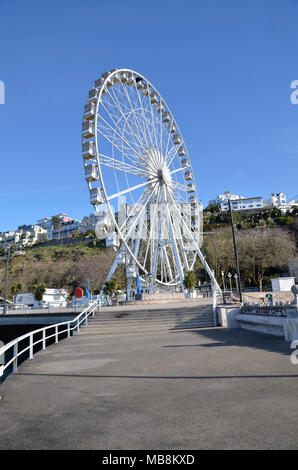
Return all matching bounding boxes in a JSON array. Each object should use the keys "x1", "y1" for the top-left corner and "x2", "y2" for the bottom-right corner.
[{"x1": 0, "y1": 238, "x2": 115, "y2": 300}]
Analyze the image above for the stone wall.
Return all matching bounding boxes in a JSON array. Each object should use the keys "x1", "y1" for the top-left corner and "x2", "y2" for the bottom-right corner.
[{"x1": 242, "y1": 291, "x2": 295, "y2": 304}]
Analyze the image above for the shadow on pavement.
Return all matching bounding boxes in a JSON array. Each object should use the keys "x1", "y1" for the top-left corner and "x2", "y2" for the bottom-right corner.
[{"x1": 168, "y1": 326, "x2": 291, "y2": 357}]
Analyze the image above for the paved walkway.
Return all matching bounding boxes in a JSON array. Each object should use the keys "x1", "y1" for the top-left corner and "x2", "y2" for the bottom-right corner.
[{"x1": 0, "y1": 326, "x2": 297, "y2": 449}]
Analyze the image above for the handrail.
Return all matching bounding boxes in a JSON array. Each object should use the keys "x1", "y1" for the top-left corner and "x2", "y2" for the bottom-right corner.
[{"x1": 0, "y1": 298, "x2": 101, "y2": 379}]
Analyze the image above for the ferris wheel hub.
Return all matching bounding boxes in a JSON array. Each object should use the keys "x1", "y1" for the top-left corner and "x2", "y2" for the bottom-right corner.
[{"x1": 157, "y1": 164, "x2": 172, "y2": 187}]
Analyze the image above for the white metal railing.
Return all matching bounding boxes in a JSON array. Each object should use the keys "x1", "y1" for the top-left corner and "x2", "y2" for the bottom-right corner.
[{"x1": 0, "y1": 298, "x2": 101, "y2": 380}]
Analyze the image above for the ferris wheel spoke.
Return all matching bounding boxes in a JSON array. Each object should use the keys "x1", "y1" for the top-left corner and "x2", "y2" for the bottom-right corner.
[
  {"x1": 144, "y1": 84, "x2": 161, "y2": 157},
  {"x1": 123, "y1": 183, "x2": 159, "y2": 244},
  {"x1": 102, "y1": 99, "x2": 148, "y2": 158},
  {"x1": 98, "y1": 110, "x2": 145, "y2": 160},
  {"x1": 118, "y1": 181, "x2": 158, "y2": 235},
  {"x1": 105, "y1": 87, "x2": 153, "y2": 165},
  {"x1": 166, "y1": 142, "x2": 180, "y2": 168},
  {"x1": 170, "y1": 181, "x2": 189, "y2": 193},
  {"x1": 163, "y1": 115, "x2": 175, "y2": 162},
  {"x1": 97, "y1": 153, "x2": 147, "y2": 177},
  {"x1": 97, "y1": 123, "x2": 154, "y2": 176},
  {"x1": 168, "y1": 185, "x2": 188, "y2": 204},
  {"x1": 143, "y1": 186, "x2": 162, "y2": 274},
  {"x1": 97, "y1": 127, "x2": 141, "y2": 167},
  {"x1": 99, "y1": 102, "x2": 151, "y2": 167},
  {"x1": 162, "y1": 245, "x2": 174, "y2": 281},
  {"x1": 106, "y1": 178, "x2": 157, "y2": 201},
  {"x1": 163, "y1": 187, "x2": 185, "y2": 288},
  {"x1": 132, "y1": 82, "x2": 156, "y2": 150},
  {"x1": 117, "y1": 79, "x2": 153, "y2": 153},
  {"x1": 170, "y1": 166, "x2": 189, "y2": 175}
]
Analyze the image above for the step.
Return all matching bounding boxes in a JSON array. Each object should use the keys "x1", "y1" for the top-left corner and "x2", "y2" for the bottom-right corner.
[
  {"x1": 79, "y1": 320, "x2": 214, "y2": 333},
  {"x1": 78, "y1": 324, "x2": 214, "y2": 335},
  {"x1": 90, "y1": 311, "x2": 213, "y2": 320},
  {"x1": 88, "y1": 314, "x2": 213, "y2": 323}
]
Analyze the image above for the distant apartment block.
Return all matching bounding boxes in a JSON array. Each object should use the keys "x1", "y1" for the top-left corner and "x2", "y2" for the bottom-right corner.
[{"x1": 0, "y1": 225, "x2": 47, "y2": 248}]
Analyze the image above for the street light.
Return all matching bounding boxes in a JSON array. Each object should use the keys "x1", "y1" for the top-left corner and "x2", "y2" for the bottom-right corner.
[
  {"x1": 221, "y1": 271, "x2": 226, "y2": 292},
  {"x1": 234, "y1": 273, "x2": 239, "y2": 294},
  {"x1": 228, "y1": 199, "x2": 243, "y2": 303},
  {"x1": 227, "y1": 272, "x2": 232, "y2": 295}
]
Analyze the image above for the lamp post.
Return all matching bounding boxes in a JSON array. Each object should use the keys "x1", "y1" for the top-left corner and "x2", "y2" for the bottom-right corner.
[
  {"x1": 221, "y1": 271, "x2": 226, "y2": 292},
  {"x1": 228, "y1": 272, "x2": 232, "y2": 295},
  {"x1": 234, "y1": 273, "x2": 239, "y2": 294},
  {"x1": 228, "y1": 199, "x2": 243, "y2": 303}
]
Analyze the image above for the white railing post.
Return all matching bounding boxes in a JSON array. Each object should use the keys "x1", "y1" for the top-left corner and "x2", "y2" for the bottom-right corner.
[
  {"x1": 55, "y1": 325, "x2": 58, "y2": 344},
  {"x1": 67, "y1": 323, "x2": 70, "y2": 338},
  {"x1": 85, "y1": 312, "x2": 88, "y2": 325},
  {"x1": 77, "y1": 319, "x2": 80, "y2": 333},
  {"x1": 42, "y1": 330, "x2": 46, "y2": 350},
  {"x1": 29, "y1": 334, "x2": 33, "y2": 359},
  {"x1": 13, "y1": 343, "x2": 18, "y2": 373}
]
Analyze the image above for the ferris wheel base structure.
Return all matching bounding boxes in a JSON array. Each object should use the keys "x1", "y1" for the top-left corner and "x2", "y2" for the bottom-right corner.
[{"x1": 81, "y1": 68, "x2": 222, "y2": 305}]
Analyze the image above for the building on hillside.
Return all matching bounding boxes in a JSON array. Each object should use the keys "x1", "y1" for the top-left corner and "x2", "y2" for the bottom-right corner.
[
  {"x1": 80, "y1": 211, "x2": 112, "y2": 233},
  {"x1": 52, "y1": 219, "x2": 82, "y2": 239},
  {"x1": 0, "y1": 225, "x2": 47, "y2": 248},
  {"x1": 221, "y1": 196, "x2": 263, "y2": 212},
  {"x1": 219, "y1": 191, "x2": 297, "y2": 214},
  {"x1": 208, "y1": 190, "x2": 243, "y2": 207},
  {"x1": 37, "y1": 213, "x2": 80, "y2": 240}
]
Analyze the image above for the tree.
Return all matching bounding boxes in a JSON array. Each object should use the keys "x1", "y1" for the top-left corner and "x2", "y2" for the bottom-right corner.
[
  {"x1": 51, "y1": 216, "x2": 63, "y2": 240},
  {"x1": 75, "y1": 250, "x2": 115, "y2": 295},
  {"x1": 72, "y1": 230, "x2": 80, "y2": 238},
  {"x1": 184, "y1": 271, "x2": 196, "y2": 291},
  {"x1": 238, "y1": 228, "x2": 296, "y2": 291},
  {"x1": 102, "y1": 278, "x2": 119, "y2": 304},
  {"x1": 201, "y1": 230, "x2": 234, "y2": 279},
  {"x1": 31, "y1": 283, "x2": 46, "y2": 302},
  {"x1": 10, "y1": 282, "x2": 22, "y2": 296}
]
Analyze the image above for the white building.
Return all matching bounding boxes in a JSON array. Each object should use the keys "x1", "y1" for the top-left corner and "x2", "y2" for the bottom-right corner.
[
  {"x1": 271, "y1": 277, "x2": 295, "y2": 292},
  {"x1": 81, "y1": 212, "x2": 105, "y2": 232},
  {"x1": 0, "y1": 225, "x2": 47, "y2": 248},
  {"x1": 221, "y1": 196, "x2": 263, "y2": 212},
  {"x1": 219, "y1": 191, "x2": 297, "y2": 213},
  {"x1": 37, "y1": 213, "x2": 83, "y2": 240},
  {"x1": 208, "y1": 190, "x2": 243, "y2": 207},
  {"x1": 13, "y1": 289, "x2": 68, "y2": 309},
  {"x1": 52, "y1": 219, "x2": 82, "y2": 239}
]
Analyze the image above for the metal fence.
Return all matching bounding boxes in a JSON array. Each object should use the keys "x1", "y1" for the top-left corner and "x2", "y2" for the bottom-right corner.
[{"x1": 0, "y1": 299, "x2": 101, "y2": 382}]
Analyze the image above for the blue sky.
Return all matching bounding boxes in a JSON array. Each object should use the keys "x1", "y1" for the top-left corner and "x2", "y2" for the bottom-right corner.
[{"x1": 0, "y1": 0, "x2": 298, "y2": 231}]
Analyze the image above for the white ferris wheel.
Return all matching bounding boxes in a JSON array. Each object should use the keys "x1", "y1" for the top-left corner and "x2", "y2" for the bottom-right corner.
[{"x1": 82, "y1": 68, "x2": 221, "y2": 298}]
